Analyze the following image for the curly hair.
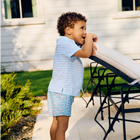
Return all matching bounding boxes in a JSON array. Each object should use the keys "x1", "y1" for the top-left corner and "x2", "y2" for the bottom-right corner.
[{"x1": 57, "y1": 12, "x2": 87, "y2": 36}]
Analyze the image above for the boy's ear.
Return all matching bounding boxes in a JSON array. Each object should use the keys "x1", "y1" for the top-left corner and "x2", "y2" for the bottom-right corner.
[{"x1": 65, "y1": 27, "x2": 71, "y2": 35}]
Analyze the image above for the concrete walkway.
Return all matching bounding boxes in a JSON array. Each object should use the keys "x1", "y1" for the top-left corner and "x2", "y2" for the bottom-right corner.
[{"x1": 32, "y1": 95, "x2": 140, "y2": 140}]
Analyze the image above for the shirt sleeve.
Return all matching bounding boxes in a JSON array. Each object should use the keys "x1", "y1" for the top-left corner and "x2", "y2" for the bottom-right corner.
[{"x1": 63, "y1": 39, "x2": 81, "y2": 58}]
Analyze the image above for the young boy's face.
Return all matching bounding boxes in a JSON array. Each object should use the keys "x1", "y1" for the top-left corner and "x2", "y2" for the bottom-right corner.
[{"x1": 66, "y1": 20, "x2": 87, "y2": 45}]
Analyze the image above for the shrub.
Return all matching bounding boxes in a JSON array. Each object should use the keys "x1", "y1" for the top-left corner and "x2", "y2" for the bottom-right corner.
[{"x1": 1, "y1": 73, "x2": 41, "y2": 139}]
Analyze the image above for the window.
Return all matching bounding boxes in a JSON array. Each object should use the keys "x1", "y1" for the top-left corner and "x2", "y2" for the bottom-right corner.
[
  {"x1": 4, "y1": 0, "x2": 37, "y2": 19},
  {"x1": 118, "y1": 0, "x2": 140, "y2": 11},
  {"x1": 113, "y1": 0, "x2": 140, "y2": 19},
  {"x1": 1, "y1": 0, "x2": 44, "y2": 26}
]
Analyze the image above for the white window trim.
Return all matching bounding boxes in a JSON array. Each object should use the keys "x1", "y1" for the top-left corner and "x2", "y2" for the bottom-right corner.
[
  {"x1": 112, "y1": 0, "x2": 140, "y2": 19},
  {"x1": 1, "y1": 0, "x2": 45, "y2": 27}
]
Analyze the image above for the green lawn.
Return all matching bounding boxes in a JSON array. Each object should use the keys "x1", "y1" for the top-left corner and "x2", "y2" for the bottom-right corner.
[
  {"x1": 13, "y1": 67, "x2": 127, "y2": 96},
  {"x1": 14, "y1": 70, "x2": 52, "y2": 96}
]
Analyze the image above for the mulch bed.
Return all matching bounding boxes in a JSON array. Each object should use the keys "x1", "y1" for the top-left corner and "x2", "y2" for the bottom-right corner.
[{"x1": 9, "y1": 116, "x2": 36, "y2": 140}]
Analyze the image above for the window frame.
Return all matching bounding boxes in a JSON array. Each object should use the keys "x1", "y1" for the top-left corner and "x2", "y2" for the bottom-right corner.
[
  {"x1": 1, "y1": 0, "x2": 45, "y2": 26},
  {"x1": 112, "y1": 0, "x2": 140, "y2": 19}
]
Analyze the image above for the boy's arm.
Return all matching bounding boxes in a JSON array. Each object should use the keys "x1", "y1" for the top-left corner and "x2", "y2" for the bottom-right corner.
[{"x1": 74, "y1": 33, "x2": 97, "y2": 58}]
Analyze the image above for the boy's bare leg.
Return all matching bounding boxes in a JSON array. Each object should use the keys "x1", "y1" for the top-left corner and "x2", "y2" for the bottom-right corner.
[
  {"x1": 56, "y1": 116, "x2": 69, "y2": 140},
  {"x1": 50, "y1": 117, "x2": 58, "y2": 140}
]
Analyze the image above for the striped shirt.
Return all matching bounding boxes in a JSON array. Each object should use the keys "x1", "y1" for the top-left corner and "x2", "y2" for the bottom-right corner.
[{"x1": 48, "y1": 36, "x2": 84, "y2": 96}]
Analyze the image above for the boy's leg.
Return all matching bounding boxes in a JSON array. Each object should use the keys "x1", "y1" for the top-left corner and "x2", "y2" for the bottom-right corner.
[
  {"x1": 50, "y1": 117, "x2": 58, "y2": 140},
  {"x1": 56, "y1": 116, "x2": 69, "y2": 140}
]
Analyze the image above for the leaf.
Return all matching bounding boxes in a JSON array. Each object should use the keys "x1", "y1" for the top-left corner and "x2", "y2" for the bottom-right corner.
[{"x1": 1, "y1": 72, "x2": 41, "y2": 138}]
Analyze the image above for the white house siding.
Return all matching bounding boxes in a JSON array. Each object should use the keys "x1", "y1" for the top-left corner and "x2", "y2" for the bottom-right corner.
[{"x1": 1, "y1": 0, "x2": 140, "y2": 72}]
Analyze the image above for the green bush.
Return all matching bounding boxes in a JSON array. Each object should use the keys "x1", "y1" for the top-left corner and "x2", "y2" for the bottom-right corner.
[{"x1": 1, "y1": 73, "x2": 41, "y2": 139}]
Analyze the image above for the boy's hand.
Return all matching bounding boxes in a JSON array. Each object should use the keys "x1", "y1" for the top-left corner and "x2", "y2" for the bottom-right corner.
[
  {"x1": 91, "y1": 34, "x2": 98, "y2": 56},
  {"x1": 74, "y1": 33, "x2": 98, "y2": 58},
  {"x1": 91, "y1": 42, "x2": 97, "y2": 56},
  {"x1": 92, "y1": 34, "x2": 98, "y2": 42}
]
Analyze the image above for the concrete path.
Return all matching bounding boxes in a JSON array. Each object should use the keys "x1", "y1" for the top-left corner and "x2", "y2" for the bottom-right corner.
[{"x1": 32, "y1": 95, "x2": 140, "y2": 140}]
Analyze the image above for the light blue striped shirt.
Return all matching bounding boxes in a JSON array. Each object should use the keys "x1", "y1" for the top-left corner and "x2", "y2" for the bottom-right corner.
[{"x1": 48, "y1": 36, "x2": 84, "y2": 96}]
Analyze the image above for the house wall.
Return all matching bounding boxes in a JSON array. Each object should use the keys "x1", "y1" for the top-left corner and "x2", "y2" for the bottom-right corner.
[{"x1": 1, "y1": 0, "x2": 140, "y2": 72}]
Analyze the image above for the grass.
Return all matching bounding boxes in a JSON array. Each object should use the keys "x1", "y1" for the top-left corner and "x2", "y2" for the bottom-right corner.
[
  {"x1": 12, "y1": 67, "x2": 127, "y2": 96},
  {"x1": 14, "y1": 70, "x2": 52, "y2": 96}
]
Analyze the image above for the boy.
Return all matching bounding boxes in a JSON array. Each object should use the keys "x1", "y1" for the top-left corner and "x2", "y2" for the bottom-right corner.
[{"x1": 47, "y1": 12, "x2": 98, "y2": 140}]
